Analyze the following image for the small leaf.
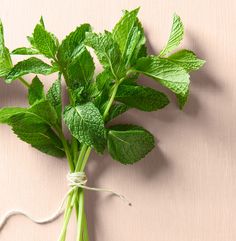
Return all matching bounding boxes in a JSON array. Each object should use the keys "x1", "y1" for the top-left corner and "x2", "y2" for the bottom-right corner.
[
  {"x1": 134, "y1": 56, "x2": 190, "y2": 106},
  {"x1": 67, "y1": 46, "x2": 95, "y2": 88},
  {"x1": 28, "y1": 76, "x2": 45, "y2": 105},
  {"x1": 33, "y1": 23, "x2": 58, "y2": 58},
  {"x1": 107, "y1": 124, "x2": 155, "y2": 164},
  {"x1": 168, "y1": 49, "x2": 205, "y2": 72},
  {"x1": 0, "y1": 20, "x2": 12, "y2": 77},
  {"x1": 63, "y1": 102, "x2": 106, "y2": 152},
  {"x1": 12, "y1": 47, "x2": 40, "y2": 55},
  {"x1": 116, "y1": 84, "x2": 169, "y2": 111},
  {"x1": 5, "y1": 57, "x2": 56, "y2": 83},
  {"x1": 57, "y1": 24, "x2": 91, "y2": 66},
  {"x1": 46, "y1": 78, "x2": 62, "y2": 121},
  {"x1": 85, "y1": 31, "x2": 125, "y2": 79},
  {"x1": 112, "y1": 8, "x2": 140, "y2": 56},
  {"x1": 159, "y1": 14, "x2": 184, "y2": 57},
  {"x1": 106, "y1": 103, "x2": 129, "y2": 122}
]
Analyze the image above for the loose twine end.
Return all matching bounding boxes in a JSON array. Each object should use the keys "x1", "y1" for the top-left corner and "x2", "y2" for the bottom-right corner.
[{"x1": 0, "y1": 172, "x2": 132, "y2": 231}]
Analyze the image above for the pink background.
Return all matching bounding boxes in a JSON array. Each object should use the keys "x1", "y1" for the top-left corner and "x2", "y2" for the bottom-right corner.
[{"x1": 0, "y1": 0, "x2": 236, "y2": 240}]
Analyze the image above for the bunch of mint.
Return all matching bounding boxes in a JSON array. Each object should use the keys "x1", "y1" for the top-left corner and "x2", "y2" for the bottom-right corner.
[{"x1": 0, "y1": 8, "x2": 205, "y2": 241}]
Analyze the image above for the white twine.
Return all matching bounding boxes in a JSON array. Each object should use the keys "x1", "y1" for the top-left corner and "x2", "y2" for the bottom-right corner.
[{"x1": 0, "y1": 172, "x2": 131, "y2": 231}]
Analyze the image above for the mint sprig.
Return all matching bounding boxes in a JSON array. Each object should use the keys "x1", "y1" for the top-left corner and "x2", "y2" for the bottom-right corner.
[{"x1": 0, "y1": 8, "x2": 205, "y2": 241}]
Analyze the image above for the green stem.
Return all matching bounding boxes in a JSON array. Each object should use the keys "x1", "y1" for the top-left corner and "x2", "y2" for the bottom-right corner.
[
  {"x1": 19, "y1": 77, "x2": 30, "y2": 88},
  {"x1": 102, "y1": 82, "x2": 119, "y2": 119},
  {"x1": 76, "y1": 191, "x2": 84, "y2": 241},
  {"x1": 82, "y1": 209, "x2": 89, "y2": 241}
]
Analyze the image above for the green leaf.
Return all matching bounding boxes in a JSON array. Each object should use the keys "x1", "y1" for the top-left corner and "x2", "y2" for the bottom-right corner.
[
  {"x1": 168, "y1": 49, "x2": 205, "y2": 72},
  {"x1": 33, "y1": 23, "x2": 58, "y2": 58},
  {"x1": 0, "y1": 106, "x2": 64, "y2": 157},
  {"x1": 28, "y1": 76, "x2": 45, "y2": 105},
  {"x1": 112, "y1": 8, "x2": 140, "y2": 55},
  {"x1": 63, "y1": 102, "x2": 106, "y2": 152},
  {"x1": 95, "y1": 70, "x2": 113, "y2": 91},
  {"x1": 116, "y1": 84, "x2": 169, "y2": 111},
  {"x1": 67, "y1": 46, "x2": 95, "y2": 88},
  {"x1": 12, "y1": 47, "x2": 40, "y2": 55},
  {"x1": 8, "y1": 112, "x2": 64, "y2": 157},
  {"x1": 0, "y1": 20, "x2": 12, "y2": 77},
  {"x1": 85, "y1": 31, "x2": 125, "y2": 79},
  {"x1": 107, "y1": 124, "x2": 155, "y2": 164},
  {"x1": 159, "y1": 14, "x2": 184, "y2": 57},
  {"x1": 46, "y1": 78, "x2": 62, "y2": 121},
  {"x1": 57, "y1": 24, "x2": 91, "y2": 66},
  {"x1": 106, "y1": 103, "x2": 129, "y2": 122},
  {"x1": 0, "y1": 107, "x2": 25, "y2": 123},
  {"x1": 134, "y1": 56, "x2": 190, "y2": 99},
  {"x1": 5, "y1": 57, "x2": 56, "y2": 83}
]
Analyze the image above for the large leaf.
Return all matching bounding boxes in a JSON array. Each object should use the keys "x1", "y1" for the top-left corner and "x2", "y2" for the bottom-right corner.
[
  {"x1": 116, "y1": 84, "x2": 169, "y2": 111},
  {"x1": 0, "y1": 106, "x2": 64, "y2": 157},
  {"x1": 57, "y1": 24, "x2": 91, "y2": 66},
  {"x1": 134, "y1": 56, "x2": 190, "y2": 106},
  {"x1": 46, "y1": 78, "x2": 62, "y2": 121},
  {"x1": 67, "y1": 46, "x2": 95, "y2": 88},
  {"x1": 63, "y1": 102, "x2": 106, "y2": 152},
  {"x1": 85, "y1": 31, "x2": 125, "y2": 79},
  {"x1": 168, "y1": 49, "x2": 205, "y2": 72},
  {"x1": 28, "y1": 76, "x2": 45, "y2": 105},
  {"x1": 107, "y1": 125, "x2": 155, "y2": 164},
  {"x1": 33, "y1": 22, "x2": 58, "y2": 58},
  {"x1": 5, "y1": 57, "x2": 56, "y2": 83},
  {"x1": 0, "y1": 20, "x2": 12, "y2": 77},
  {"x1": 159, "y1": 14, "x2": 184, "y2": 57}
]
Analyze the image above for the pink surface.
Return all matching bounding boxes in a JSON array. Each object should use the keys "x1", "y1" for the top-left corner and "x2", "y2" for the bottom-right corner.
[{"x1": 0, "y1": 0, "x2": 236, "y2": 241}]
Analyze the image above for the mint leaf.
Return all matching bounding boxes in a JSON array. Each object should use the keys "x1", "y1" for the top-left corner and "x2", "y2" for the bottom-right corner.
[
  {"x1": 0, "y1": 105, "x2": 64, "y2": 157},
  {"x1": 63, "y1": 102, "x2": 106, "y2": 152},
  {"x1": 134, "y1": 56, "x2": 190, "y2": 103},
  {"x1": 57, "y1": 24, "x2": 91, "y2": 66},
  {"x1": 112, "y1": 8, "x2": 139, "y2": 56},
  {"x1": 85, "y1": 31, "x2": 125, "y2": 79},
  {"x1": 168, "y1": 49, "x2": 205, "y2": 72},
  {"x1": 5, "y1": 57, "x2": 56, "y2": 83},
  {"x1": 28, "y1": 76, "x2": 45, "y2": 105},
  {"x1": 107, "y1": 124, "x2": 155, "y2": 164},
  {"x1": 47, "y1": 78, "x2": 62, "y2": 121},
  {"x1": 0, "y1": 20, "x2": 12, "y2": 77},
  {"x1": 106, "y1": 103, "x2": 129, "y2": 122},
  {"x1": 12, "y1": 47, "x2": 40, "y2": 55},
  {"x1": 67, "y1": 46, "x2": 95, "y2": 88},
  {"x1": 159, "y1": 14, "x2": 184, "y2": 57},
  {"x1": 7, "y1": 112, "x2": 64, "y2": 157},
  {"x1": 112, "y1": 8, "x2": 146, "y2": 66},
  {"x1": 116, "y1": 84, "x2": 169, "y2": 111},
  {"x1": 33, "y1": 22, "x2": 58, "y2": 58}
]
